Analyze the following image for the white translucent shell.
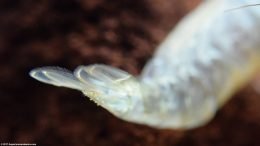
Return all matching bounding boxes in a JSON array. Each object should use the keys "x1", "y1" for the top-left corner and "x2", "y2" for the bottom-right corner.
[
  {"x1": 30, "y1": 64, "x2": 136, "y2": 114},
  {"x1": 30, "y1": 64, "x2": 131, "y2": 91}
]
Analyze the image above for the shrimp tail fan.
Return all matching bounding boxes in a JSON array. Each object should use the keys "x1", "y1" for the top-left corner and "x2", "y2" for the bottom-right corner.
[{"x1": 29, "y1": 67, "x2": 83, "y2": 91}]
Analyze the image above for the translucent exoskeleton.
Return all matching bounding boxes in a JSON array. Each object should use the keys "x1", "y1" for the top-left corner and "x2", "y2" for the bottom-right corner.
[{"x1": 30, "y1": 0, "x2": 260, "y2": 129}]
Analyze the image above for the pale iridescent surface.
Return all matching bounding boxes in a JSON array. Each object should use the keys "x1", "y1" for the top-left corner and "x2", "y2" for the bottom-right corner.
[
  {"x1": 30, "y1": 0, "x2": 260, "y2": 129},
  {"x1": 138, "y1": 0, "x2": 260, "y2": 128}
]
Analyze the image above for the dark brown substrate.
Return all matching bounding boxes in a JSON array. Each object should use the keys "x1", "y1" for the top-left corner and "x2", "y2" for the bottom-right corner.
[{"x1": 0, "y1": 0, "x2": 260, "y2": 145}]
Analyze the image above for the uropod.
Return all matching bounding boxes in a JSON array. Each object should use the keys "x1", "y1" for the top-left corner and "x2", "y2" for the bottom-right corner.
[{"x1": 30, "y1": 0, "x2": 260, "y2": 129}]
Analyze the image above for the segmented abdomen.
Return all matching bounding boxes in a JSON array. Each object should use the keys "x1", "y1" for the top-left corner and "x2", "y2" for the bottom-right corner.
[{"x1": 140, "y1": 0, "x2": 260, "y2": 128}]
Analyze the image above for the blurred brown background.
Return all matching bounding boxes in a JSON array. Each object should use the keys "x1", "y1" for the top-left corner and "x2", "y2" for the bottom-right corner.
[{"x1": 0, "y1": 0, "x2": 260, "y2": 145}]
